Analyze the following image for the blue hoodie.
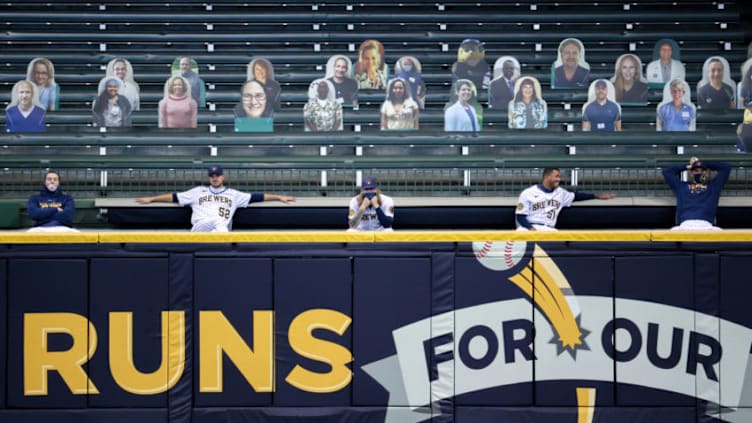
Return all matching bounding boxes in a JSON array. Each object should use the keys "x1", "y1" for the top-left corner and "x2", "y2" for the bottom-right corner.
[
  {"x1": 662, "y1": 161, "x2": 731, "y2": 225},
  {"x1": 27, "y1": 184, "x2": 75, "y2": 227}
]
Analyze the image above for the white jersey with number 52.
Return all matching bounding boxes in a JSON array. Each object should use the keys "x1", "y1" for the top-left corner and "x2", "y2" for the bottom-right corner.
[{"x1": 177, "y1": 186, "x2": 251, "y2": 230}]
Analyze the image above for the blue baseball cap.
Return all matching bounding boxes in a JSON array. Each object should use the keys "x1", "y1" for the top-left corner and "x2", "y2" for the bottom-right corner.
[
  {"x1": 207, "y1": 165, "x2": 224, "y2": 176},
  {"x1": 362, "y1": 176, "x2": 378, "y2": 189}
]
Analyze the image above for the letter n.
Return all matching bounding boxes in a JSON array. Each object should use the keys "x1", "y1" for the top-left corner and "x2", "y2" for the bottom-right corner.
[{"x1": 199, "y1": 310, "x2": 274, "y2": 393}]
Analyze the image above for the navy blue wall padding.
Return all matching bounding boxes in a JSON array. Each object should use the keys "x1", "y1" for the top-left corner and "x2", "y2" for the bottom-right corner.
[
  {"x1": 235, "y1": 208, "x2": 348, "y2": 229},
  {"x1": 0, "y1": 409, "x2": 168, "y2": 423},
  {"x1": 89, "y1": 258, "x2": 170, "y2": 408},
  {"x1": 615, "y1": 256, "x2": 694, "y2": 308},
  {"x1": 719, "y1": 255, "x2": 752, "y2": 329},
  {"x1": 0, "y1": 259, "x2": 5, "y2": 409},
  {"x1": 106, "y1": 208, "x2": 192, "y2": 228},
  {"x1": 557, "y1": 207, "x2": 678, "y2": 229},
  {"x1": 614, "y1": 255, "x2": 695, "y2": 407},
  {"x1": 273, "y1": 258, "x2": 352, "y2": 406},
  {"x1": 432, "y1": 253, "x2": 456, "y2": 316},
  {"x1": 235, "y1": 243, "x2": 349, "y2": 254},
  {"x1": 193, "y1": 258, "x2": 273, "y2": 407},
  {"x1": 168, "y1": 254, "x2": 193, "y2": 423},
  {"x1": 7, "y1": 258, "x2": 89, "y2": 408},
  {"x1": 193, "y1": 407, "x2": 388, "y2": 423},
  {"x1": 352, "y1": 257, "x2": 431, "y2": 406},
  {"x1": 695, "y1": 254, "x2": 720, "y2": 317}
]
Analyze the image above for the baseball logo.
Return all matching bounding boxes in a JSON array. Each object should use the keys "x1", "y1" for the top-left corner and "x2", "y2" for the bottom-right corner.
[{"x1": 472, "y1": 240, "x2": 527, "y2": 272}]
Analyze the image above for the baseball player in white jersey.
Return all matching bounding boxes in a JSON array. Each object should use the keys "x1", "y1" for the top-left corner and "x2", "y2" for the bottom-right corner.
[
  {"x1": 136, "y1": 165, "x2": 295, "y2": 232},
  {"x1": 515, "y1": 167, "x2": 615, "y2": 231},
  {"x1": 348, "y1": 176, "x2": 395, "y2": 231}
]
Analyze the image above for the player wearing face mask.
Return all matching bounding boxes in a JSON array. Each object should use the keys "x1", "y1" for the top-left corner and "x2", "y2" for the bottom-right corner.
[
  {"x1": 347, "y1": 176, "x2": 394, "y2": 231},
  {"x1": 27, "y1": 170, "x2": 78, "y2": 232},
  {"x1": 662, "y1": 157, "x2": 731, "y2": 231}
]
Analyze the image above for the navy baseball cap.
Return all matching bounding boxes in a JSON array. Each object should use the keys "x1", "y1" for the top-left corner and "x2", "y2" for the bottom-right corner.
[
  {"x1": 690, "y1": 161, "x2": 707, "y2": 170},
  {"x1": 595, "y1": 79, "x2": 608, "y2": 88},
  {"x1": 362, "y1": 176, "x2": 378, "y2": 189},
  {"x1": 207, "y1": 165, "x2": 224, "y2": 176}
]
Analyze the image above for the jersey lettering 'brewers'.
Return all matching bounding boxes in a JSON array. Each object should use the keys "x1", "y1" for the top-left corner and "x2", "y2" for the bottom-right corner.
[{"x1": 135, "y1": 164, "x2": 295, "y2": 232}]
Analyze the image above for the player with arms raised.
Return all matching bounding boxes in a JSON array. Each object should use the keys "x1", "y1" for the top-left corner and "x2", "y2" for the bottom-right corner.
[
  {"x1": 136, "y1": 164, "x2": 295, "y2": 232},
  {"x1": 662, "y1": 156, "x2": 731, "y2": 231},
  {"x1": 515, "y1": 167, "x2": 615, "y2": 231}
]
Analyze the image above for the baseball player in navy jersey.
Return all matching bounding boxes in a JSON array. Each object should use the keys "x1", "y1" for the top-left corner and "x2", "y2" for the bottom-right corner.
[
  {"x1": 515, "y1": 167, "x2": 615, "y2": 231},
  {"x1": 136, "y1": 165, "x2": 295, "y2": 232},
  {"x1": 348, "y1": 176, "x2": 394, "y2": 231},
  {"x1": 662, "y1": 156, "x2": 731, "y2": 231}
]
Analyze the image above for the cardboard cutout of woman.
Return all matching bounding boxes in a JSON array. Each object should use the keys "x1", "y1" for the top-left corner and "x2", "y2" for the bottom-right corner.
[
  {"x1": 158, "y1": 76, "x2": 198, "y2": 128},
  {"x1": 508, "y1": 76, "x2": 547, "y2": 129},
  {"x1": 325, "y1": 54, "x2": 358, "y2": 107},
  {"x1": 451, "y1": 39, "x2": 490, "y2": 91},
  {"x1": 234, "y1": 80, "x2": 273, "y2": 133},
  {"x1": 381, "y1": 77, "x2": 419, "y2": 130},
  {"x1": 551, "y1": 38, "x2": 590, "y2": 89},
  {"x1": 247, "y1": 57, "x2": 282, "y2": 111},
  {"x1": 656, "y1": 78, "x2": 696, "y2": 132},
  {"x1": 582, "y1": 79, "x2": 622, "y2": 131},
  {"x1": 26, "y1": 58, "x2": 59, "y2": 112},
  {"x1": 696, "y1": 56, "x2": 736, "y2": 110},
  {"x1": 444, "y1": 79, "x2": 482, "y2": 132},
  {"x1": 106, "y1": 58, "x2": 140, "y2": 111},
  {"x1": 646, "y1": 39, "x2": 686, "y2": 88},
  {"x1": 611, "y1": 53, "x2": 648, "y2": 105},
  {"x1": 489, "y1": 56, "x2": 520, "y2": 109},
  {"x1": 5, "y1": 80, "x2": 45, "y2": 133},
  {"x1": 355, "y1": 40, "x2": 388, "y2": 90},
  {"x1": 393, "y1": 56, "x2": 426, "y2": 109},
  {"x1": 738, "y1": 58, "x2": 752, "y2": 109},
  {"x1": 92, "y1": 77, "x2": 132, "y2": 128},
  {"x1": 303, "y1": 78, "x2": 343, "y2": 132}
]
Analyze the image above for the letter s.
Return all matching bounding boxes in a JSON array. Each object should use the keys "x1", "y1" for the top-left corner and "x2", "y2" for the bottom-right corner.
[{"x1": 285, "y1": 309, "x2": 353, "y2": 393}]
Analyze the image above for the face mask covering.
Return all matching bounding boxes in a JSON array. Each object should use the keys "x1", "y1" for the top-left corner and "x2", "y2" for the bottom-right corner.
[
  {"x1": 364, "y1": 192, "x2": 376, "y2": 200},
  {"x1": 692, "y1": 173, "x2": 705, "y2": 184},
  {"x1": 402, "y1": 64, "x2": 413, "y2": 72}
]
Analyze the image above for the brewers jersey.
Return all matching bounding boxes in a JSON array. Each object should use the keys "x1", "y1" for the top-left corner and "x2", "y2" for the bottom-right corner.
[
  {"x1": 348, "y1": 194, "x2": 395, "y2": 231},
  {"x1": 176, "y1": 186, "x2": 261, "y2": 232},
  {"x1": 515, "y1": 184, "x2": 575, "y2": 229}
]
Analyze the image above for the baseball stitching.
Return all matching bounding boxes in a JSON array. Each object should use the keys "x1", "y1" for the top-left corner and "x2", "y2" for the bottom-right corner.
[
  {"x1": 474, "y1": 241, "x2": 493, "y2": 259},
  {"x1": 504, "y1": 241, "x2": 516, "y2": 268}
]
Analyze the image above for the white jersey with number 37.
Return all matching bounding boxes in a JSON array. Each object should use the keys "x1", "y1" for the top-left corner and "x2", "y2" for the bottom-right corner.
[
  {"x1": 515, "y1": 184, "x2": 575, "y2": 228},
  {"x1": 177, "y1": 186, "x2": 251, "y2": 231}
]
